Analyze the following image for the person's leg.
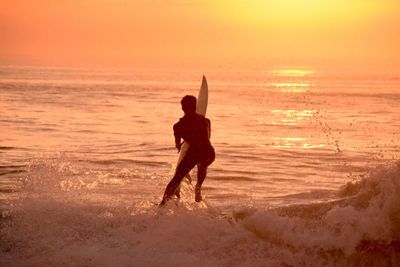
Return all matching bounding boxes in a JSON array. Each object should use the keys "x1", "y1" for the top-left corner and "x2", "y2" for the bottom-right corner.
[
  {"x1": 174, "y1": 171, "x2": 192, "y2": 199},
  {"x1": 160, "y1": 155, "x2": 197, "y2": 206},
  {"x1": 195, "y1": 147, "x2": 215, "y2": 202},
  {"x1": 195, "y1": 164, "x2": 207, "y2": 202}
]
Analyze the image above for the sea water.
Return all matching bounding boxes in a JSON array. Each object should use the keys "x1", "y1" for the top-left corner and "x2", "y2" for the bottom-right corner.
[{"x1": 0, "y1": 66, "x2": 399, "y2": 266}]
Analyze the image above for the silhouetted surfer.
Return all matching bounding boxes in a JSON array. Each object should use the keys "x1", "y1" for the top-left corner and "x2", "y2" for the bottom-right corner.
[{"x1": 160, "y1": 95, "x2": 215, "y2": 206}]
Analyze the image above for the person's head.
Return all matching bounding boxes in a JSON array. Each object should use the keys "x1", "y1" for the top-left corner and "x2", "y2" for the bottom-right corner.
[{"x1": 181, "y1": 95, "x2": 197, "y2": 114}]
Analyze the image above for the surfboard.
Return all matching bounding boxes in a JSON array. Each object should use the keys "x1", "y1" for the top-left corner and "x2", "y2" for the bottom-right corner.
[
  {"x1": 196, "y1": 75, "x2": 208, "y2": 116},
  {"x1": 176, "y1": 75, "x2": 208, "y2": 181}
]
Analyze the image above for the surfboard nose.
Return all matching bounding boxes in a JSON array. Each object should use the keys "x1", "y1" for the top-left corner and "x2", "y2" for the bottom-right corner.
[{"x1": 202, "y1": 75, "x2": 207, "y2": 87}]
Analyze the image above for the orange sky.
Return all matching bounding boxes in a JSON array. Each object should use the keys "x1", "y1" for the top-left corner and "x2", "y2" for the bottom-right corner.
[{"x1": 1, "y1": 0, "x2": 399, "y2": 70}]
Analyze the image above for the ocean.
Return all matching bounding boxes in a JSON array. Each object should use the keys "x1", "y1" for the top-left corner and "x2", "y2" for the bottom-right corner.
[{"x1": 0, "y1": 65, "x2": 399, "y2": 266}]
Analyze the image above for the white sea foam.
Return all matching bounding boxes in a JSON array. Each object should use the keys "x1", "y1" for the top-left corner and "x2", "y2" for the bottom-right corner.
[{"x1": 1, "y1": 159, "x2": 399, "y2": 266}]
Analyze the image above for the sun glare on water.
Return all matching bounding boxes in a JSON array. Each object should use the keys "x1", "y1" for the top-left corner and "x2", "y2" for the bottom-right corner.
[
  {"x1": 268, "y1": 68, "x2": 315, "y2": 93},
  {"x1": 271, "y1": 69, "x2": 316, "y2": 77}
]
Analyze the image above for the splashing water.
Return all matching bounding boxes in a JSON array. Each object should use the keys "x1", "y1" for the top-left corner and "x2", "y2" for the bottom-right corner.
[{"x1": 1, "y1": 158, "x2": 399, "y2": 266}]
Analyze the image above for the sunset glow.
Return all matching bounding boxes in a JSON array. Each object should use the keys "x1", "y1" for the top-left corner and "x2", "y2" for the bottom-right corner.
[
  {"x1": 1, "y1": 0, "x2": 399, "y2": 69},
  {"x1": 2, "y1": 0, "x2": 400, "y2": 265}
]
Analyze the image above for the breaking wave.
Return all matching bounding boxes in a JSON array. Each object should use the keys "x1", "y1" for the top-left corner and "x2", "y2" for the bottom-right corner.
[{"x1": 1, "y1": 159, "x2": 399, "y2": 266}]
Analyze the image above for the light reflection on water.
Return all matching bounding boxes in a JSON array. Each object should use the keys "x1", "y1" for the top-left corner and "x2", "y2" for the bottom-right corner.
[
  {"x1": 270, "y1": 69, "x2": 316, "y2": 77},
  {"x1": 271, "y1": 137, "x2": 326, "y2": 149},
  {"x1": 269, "y1": 109, "x2": 314, "y2": 126},
  {"x1": 269, "y1": 68, "x2": 314, "y2": 93},
  {"x1": 270, "y1": 82, "x2": 311, "y2": 93}
]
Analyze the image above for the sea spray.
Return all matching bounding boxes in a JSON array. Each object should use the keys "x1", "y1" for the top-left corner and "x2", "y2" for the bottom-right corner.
[
  {"x1": 2, "y1": 159, "x2": 400, "y2": 266},
  {"x1": 234, "y1": 161, "x2": 400, "y2": 265}
]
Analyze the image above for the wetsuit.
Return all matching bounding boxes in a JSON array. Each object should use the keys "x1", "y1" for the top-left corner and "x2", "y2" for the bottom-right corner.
[{"x1": 162, "y1": 112, "x2": 215, "y2": 201}]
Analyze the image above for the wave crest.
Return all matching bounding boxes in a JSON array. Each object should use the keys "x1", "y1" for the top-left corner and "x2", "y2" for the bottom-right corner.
[{"x1": 234, "y1": 161, "x2": 400, "y2": 265}]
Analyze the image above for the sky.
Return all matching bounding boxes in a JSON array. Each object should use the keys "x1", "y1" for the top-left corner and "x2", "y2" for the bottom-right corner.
[{"x1": 1, "y1": 0, "x2": 399, "y2": 70}]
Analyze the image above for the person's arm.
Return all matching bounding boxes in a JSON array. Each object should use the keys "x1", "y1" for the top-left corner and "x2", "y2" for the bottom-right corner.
[{"x1": 173, "y1": 122, "x2": 183, "y2": 152}]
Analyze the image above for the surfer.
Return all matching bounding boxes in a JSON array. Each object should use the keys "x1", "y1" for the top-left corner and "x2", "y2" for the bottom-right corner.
[{"x1": 160, "y1": 95, "x2": 215, "y2": 206}]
